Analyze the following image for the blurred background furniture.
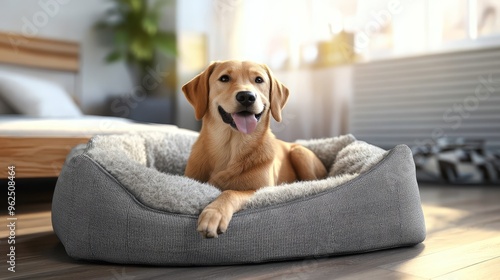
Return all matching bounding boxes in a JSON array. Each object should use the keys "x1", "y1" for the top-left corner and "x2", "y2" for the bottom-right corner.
[{"x1": 0, "y1": 31, "x2": 177, "y2": 179}]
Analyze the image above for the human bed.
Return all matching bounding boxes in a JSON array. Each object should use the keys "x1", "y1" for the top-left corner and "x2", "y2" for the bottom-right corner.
[{"x1": 0, "y1": 31, "x2": 177, "y2": 179}]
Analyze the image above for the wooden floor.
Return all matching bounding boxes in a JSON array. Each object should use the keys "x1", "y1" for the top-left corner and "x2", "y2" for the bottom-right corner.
[{"x1": 1, "y1": 184, "x2": 500, "y2": 280}]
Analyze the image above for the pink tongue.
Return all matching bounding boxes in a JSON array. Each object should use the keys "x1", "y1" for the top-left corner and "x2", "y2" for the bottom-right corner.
[{"x1": 231, "y1": 113, "x2": 257, "y2": 134}]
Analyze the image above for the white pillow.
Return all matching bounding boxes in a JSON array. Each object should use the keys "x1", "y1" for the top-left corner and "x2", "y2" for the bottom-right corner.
[{"x1": 0, "y1": 71, "x2": 82, "y2": 117}]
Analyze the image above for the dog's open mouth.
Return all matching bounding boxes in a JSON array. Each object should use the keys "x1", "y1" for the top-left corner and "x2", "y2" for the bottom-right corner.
[{"x1": 218, "y1": 106, "x2": 264, "y2": 134}]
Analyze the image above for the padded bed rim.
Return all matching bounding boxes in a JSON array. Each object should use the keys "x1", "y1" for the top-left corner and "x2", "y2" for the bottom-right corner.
[
  {"x1": 67, "y1": 144, "x2": 403, "y2": 217},
  {"x1": 52, "y1": 144, "x2": 426, "y2": 266}
]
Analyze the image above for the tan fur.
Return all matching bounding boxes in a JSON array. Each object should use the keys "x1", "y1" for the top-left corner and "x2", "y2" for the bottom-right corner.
[{"x1": 182, "y1": 60, "x2": 327, "y2": 238}]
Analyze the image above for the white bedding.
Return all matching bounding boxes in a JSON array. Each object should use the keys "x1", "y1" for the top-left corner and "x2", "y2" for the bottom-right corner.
[
  {"x1": 0, "y1": 71, "x2": 83, "y2": 117},
  {"x1": 0, "y1": 116, "x2": 178, "y2": 137}
]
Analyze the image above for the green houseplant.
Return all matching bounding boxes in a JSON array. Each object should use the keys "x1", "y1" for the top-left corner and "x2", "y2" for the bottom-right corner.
[
  {"x1": 96, "y1": 0, "x2": 177, "y2": 124},
  {"x1": 96, "y1": 0, "x2": 176, "y2": 93}
]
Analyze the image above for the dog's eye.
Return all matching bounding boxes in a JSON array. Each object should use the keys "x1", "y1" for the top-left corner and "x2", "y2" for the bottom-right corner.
[
  {"x1": 255, "y1": 76, "x2": 264, "y2": 83},
  {"x1": 219, "y1": 75, "x2": 230, "y2": 82}
]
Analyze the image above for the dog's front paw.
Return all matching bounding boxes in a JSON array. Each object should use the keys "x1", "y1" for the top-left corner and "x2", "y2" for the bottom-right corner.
[{"x1": 197, "y1": 207, "x2": 232, "y2": 238}]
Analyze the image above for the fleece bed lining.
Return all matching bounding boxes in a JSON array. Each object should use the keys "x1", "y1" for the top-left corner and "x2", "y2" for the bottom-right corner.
[
  {"x1": 52, "y1": 127, "x2": 426, "y2": 266},
  {"x1": 82, "y1": 129, "x2": 387, "y2": 214}
]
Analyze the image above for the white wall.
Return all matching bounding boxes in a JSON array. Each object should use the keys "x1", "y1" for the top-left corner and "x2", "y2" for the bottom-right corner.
[
  {"x1": 272, "y1": 66, "x2": 352, "y2": 141},
  {"x1": 175, "y1": 0, "x2": 351, "y2": 139},
  {"x1": 0, "y1": 0, "x2": 175, "y2": 115},
  {"x1": 176, "y1": 0, "x2": 212, "y2": 130}
]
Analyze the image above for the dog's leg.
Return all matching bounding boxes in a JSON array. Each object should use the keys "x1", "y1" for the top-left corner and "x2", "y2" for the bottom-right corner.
[
  {"x1": 197, "y1": 190, "x2": 255, "y2": 238},
  {"x1": 290, "y1": 144, "x2": 327, "y2": 180},
  {"x1": 184, "y1": 142, "x2": 212, "y2": 182}
]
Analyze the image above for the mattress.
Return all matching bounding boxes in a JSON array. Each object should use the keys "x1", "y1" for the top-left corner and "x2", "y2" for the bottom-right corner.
[{"x1": 0, "y1": 115, "x2": 177, "y2": 137}]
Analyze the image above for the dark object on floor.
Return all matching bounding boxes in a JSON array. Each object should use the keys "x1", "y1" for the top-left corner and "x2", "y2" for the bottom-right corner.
[
  {"x1": 412, "y1": 138, "x2": 500, "y2": 185},
  {"x1": 0, "y1": 177, "x2": 56, "y2": 204}
]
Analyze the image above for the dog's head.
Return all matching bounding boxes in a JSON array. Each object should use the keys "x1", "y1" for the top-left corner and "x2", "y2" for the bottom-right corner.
[{"x1": 182, "y1": 60, "x2": 289, "y2": 134}]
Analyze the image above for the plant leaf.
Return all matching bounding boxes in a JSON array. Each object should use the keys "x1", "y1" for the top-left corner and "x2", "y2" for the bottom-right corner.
[
  {"x1": 105, "y1": 50, "x2": 123, "y2": 63},
  {"x1": 142, "y1": 17, "x2": 157, "y2": 35},
  {"x1": 114, "y1": 29, "x2": 128, "y2": 45},
  {"x1": 128, "y1": 0, "x2": 143, "y2": 12},
  {"x1": 154, "y1": 32, "x2": 176, "y2": 56},
  {"x1": 153, "y1": 0, "x2": 170, "y2": 10},
  {"x1": 131, "y1": 37, "x2": 153, "y2": 61},
  {"x1": 97, "y1": 0, "x2": 177, "y2": 66}
]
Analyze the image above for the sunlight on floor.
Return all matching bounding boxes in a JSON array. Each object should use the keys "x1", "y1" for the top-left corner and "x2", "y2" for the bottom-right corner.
[{"x1": 422, "y1": 204, "x2": 469, "y2": 234}]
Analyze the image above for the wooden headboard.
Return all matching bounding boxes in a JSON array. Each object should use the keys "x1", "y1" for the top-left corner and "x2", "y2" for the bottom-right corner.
[
  {"x1": 0, "y1": 33, "x2": 84, "y2": 179},
  {"x1": 0, "y1": 31, "x2": 79, "y2": 72}
]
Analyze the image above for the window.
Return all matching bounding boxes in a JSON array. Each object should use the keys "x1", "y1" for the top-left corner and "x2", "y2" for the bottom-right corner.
[
  {"x1": 440, "y1": 0, "x2": 469, "y2": 42},
  {"x1": 477, "y1": 0, "x2": 500, "y2": 38},
  {"x1": 225, "y1": 0, "x2": 500, "y2": 67}
]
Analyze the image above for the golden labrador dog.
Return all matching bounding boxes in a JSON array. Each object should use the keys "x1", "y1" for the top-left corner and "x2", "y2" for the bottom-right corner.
[{"x1": 182, "y1": 60, "x2": 327, "y2": 238}]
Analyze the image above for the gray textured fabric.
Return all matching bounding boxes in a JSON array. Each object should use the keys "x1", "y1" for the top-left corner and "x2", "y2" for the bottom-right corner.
[
  {"x1": 52, "y1": 129, "x2": 426, "y2": 265},
  {"x1": 81, "y1": 129, "x2": 386, "y2": 214},
  {"x1": 84, "y1": 129, "x2": 221, "y2": 214}
]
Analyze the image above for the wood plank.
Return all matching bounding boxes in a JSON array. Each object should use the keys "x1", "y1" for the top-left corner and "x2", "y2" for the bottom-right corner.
[
  {"x1": 0, "y1": 31, "x2": 79, "y2": 72},
  {"x1": 381, "y1": 236, "x2": 500, "y2": 279},
  {"x1": 423, "y1": 204, "x2": 500, "y2": 234},
  {"x1": 2, "y1": 183, "x2": 500, "y2": 278},
  {"x1": 230, "y1": 215, "x2": 500, "y2": 279},
  {"x1": 2, "y1": 202, "x2": 498, "y2": 277},
  {"x1": 419, "y1": 185, "x2": 500, "y2": 207},
  {"x1": 0, "y1": 136, "x2": 90, "y2": 179},
  {"x1": 416, "y1": 220, "x2": 500, "y2": 261},
  {"x1": 336, "y1": 268, "x2": 426, "y2": 280},
  {"x1": 434, "y1": 257, "x2": 500, "y2": 280},
  {"x1": 0, "y1": 210, "x2": 52, "y2": 238}
]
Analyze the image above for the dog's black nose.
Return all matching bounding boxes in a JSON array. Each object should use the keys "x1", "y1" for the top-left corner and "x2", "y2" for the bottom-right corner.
[{"x1": 236, "y1": 91, "x2": 256, "y2": 107}]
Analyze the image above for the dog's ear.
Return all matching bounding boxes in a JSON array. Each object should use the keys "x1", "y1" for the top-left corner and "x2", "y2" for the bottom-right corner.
[
  {"x1": 263, "y1": 64, "x2": 289, "y2": 122},
  {"x1": 182, "y1": 62, "x2": 218, "y2": 120}
]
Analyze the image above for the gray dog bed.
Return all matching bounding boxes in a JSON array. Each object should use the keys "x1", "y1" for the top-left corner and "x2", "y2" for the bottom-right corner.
[{"x1": 52, "y1": 127, "x2": 426, "y2": 266}]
